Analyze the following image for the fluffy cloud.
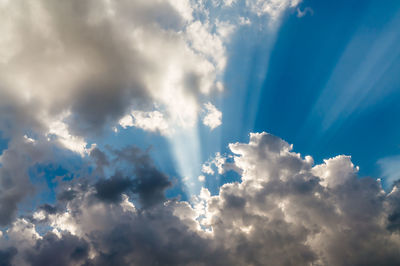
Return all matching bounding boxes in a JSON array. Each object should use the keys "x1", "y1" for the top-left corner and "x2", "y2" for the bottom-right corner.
[
  {"x1": 0, "y1": 0, "x2": 225, "y2": 141},
  {"x1": 202, "y1": 102, "x2": 222, "y2": 130},
  {"x1": 1, "y1": 132, "x2": 400, "y2": 265},
  {"x1": 201, "y1": 152, "x2": 233, "y2": 175},
  {"x1": 119, "y1": 110, "x2": 170, "y2": 135},
  {"x1": 246, "y1": 0, "x2": 302, "y2": 21}
]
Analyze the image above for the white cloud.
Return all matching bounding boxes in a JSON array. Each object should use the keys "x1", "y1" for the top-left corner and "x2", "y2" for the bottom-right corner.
[
  {"x1": 131, "y1": 111, "x2": 170, "y2": 135},
  {"x1": 202, "y1": 102, "x2": 222, "y2": 130},
  {"x1": 198, "y1": 175, "x2": 206, "y2": 182},
  {"x1": 202, "y1": 163, "x2": 215, "y2": 175},
  {"x1": 118, "y1": 114, "x2": 134, "y2": 129},
  {"x1": 5, "y1": 218, "x2": 41, "y2": 251},
  {"x1": 246, "y1": 0, "x2": 302, "y2": 21},
  {"x1": 312, "y1": 155, "x2": 359, "y2": 188},
  {"x1": 48, "y1": 118, "x2": 89, "y2": 156},
  {"x1": 202, "y1": 152, "x2": 228, "y2": 176},
  {"x1": 23, "y1": 135, "x2": 35, "y2": 144},
  {"x1": 223, "y1": 0, "x2": 237, "y2": 7},
  {"x1": 119, "y1": 110, "x2": 170, "y2": 135}
]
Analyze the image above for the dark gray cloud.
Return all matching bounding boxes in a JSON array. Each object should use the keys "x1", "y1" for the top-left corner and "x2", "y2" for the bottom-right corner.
[
  {"x1": 89, "y1": 148, "x2": 109, "y2": 174},
  {"x1": 0, "y1": 247, "x2": 17, "y2": 266},
  {"x1": 24, "y1": 232, "x2": 89, "y2": 266},
  {"x1": 95, "y1": 174, "x2": 133, "y2": 203},
  {"x1": 38, "y1": 204, "x2": 58, "y2": 215},
  {"x1": 94, "y1": 146, "x2": 172, "y2": 208},
  {"x1": 57, "y1": 189, "x2": 78, "y2": 202},
  {"x1": 85, "y1": 206, "x2": 228, "y2": 266}
]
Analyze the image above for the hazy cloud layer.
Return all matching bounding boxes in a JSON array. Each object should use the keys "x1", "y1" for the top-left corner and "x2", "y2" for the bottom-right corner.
[{"x1": 1, "y1": 132, "x2": 400, "y2": 265}]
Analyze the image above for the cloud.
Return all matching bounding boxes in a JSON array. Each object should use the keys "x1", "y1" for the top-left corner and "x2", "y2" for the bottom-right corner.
[
  {"x1": 24, "y1": 233, "x2": 89, "y2": 266},
  {"x1": 119, "y1": 110, "x2": 170, "y2": 135},
  {"x1": 201, "y1": 152, "x2": 231, "y2": 175},
  {"x1": 95, "y1": 174, "x2": 133, "y2": 203},
  {"x1": 2, "y1": 132, "x2": 400, "y2": 265},
  {"x1": 0, "y1": 247, "x2": 17, "y2": 266},
  {"x1": 0, "y1": 136, "x2": 54, "y2": 225},
  {"x1": 93, "y1": 146, "x2": 172, "y2": 208},
  {"x1": 202, "y1": 102, "x2": 222, "y2": 130},
  {"x1": 246, "y1": 0, "x2": 302, "y2": 21},
  {"x1": 47, "y1": 112, "x2": 90, "y2": 156},
  {"x1": 198, "y1": 175, "x2": 206, "y2": 182},
  {"x1": 296, "y1": 7, "x2": 313, "y2": 18}
]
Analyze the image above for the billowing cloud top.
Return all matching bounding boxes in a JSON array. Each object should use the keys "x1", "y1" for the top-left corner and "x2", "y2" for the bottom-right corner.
[{"x1": 1, "y1": 132, "x2": 400, "y2": 265}]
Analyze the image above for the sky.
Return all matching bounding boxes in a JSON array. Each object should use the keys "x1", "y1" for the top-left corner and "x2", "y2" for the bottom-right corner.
[{"x1": 1, "y1": 0, "x2": 400, "y2": 265}]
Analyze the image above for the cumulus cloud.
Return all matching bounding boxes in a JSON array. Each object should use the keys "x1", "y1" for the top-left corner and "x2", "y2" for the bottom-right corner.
[
  {"x1": 202, "y1": 102, "x2": 222, "y2": 130},
  {"x1": 1, "y1": 132, "x2": 400, "y2": 265}
]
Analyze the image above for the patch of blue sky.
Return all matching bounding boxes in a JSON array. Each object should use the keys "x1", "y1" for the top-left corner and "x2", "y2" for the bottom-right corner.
[
  {"x1": 0, "y1": 131, "x2": 9, "y2": 156},
  {"x1": 18, "y1": 147, "x2": 86, "y2": 215},
  {"x1": 378, "y1": 155, "x2": 400, "y2": 188}
]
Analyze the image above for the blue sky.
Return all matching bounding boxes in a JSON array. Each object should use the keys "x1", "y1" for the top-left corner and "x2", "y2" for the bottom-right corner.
[{"x1": 1, "y1": 0, "x2": 400, "y2": 264}]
